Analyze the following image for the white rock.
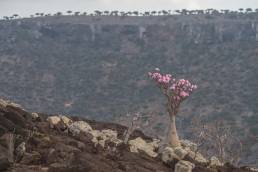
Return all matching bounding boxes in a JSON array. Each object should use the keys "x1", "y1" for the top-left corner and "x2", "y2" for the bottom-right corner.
[
  {"x1": 187, "y1": 150, "x2": 208, "y2": 164},
  {"x1": 175, "y1": 160, "x2": 195, "y2": 172},
  {"x1": 47, "y1": 116, "x2": 61, "y2": 128},
  {"x1": 59, "y1": 115, "x2": 73, "y2": 126},
  {"x1": 174, "y1": 147, "x2": 188, "y2": 159},
  {"x1": 247, "y1": 167, "x2": 258, "y2": 172},
  {"x1": 91, "y1": 129, "x2": 122, "y2": 147},
  {"x1": 210, "y1": 156, "x2": 223, "y2": 167},
  {"x1": 162, "y1": 147, "x2": 179, "y2": 163},
  {"x1": 161, "y1": 146, "x2": 187, "y2": 163},
  {"x1": 0, "y1": 99, "x2": 22, "y2": 108},
  {"x1": 101, "y1": 129, "x2": 118, "y2": 139},
  {"x1": 161, "y1": 146, "x2": 188, "y2": 163},
  {"x1": 128, "y1": 137, "x2": 158, "y2": 158},
  {"x1": 149, "y1": 139, "x2": 160, "y2": 149},
  {"x1": 181, "y1": 140, "x2": 197, "y2": 152},
  {"x1": 68, "y1": 121, "x2": 93, "y2": 135},
  {"x1": 31, "y1": 112, "x2": 39, "y2": 119}
]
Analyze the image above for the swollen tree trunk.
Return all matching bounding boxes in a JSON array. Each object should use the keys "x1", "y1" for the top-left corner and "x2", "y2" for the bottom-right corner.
[{"x1": 168, "y1": 113, "x2": 181, "y2": 147}]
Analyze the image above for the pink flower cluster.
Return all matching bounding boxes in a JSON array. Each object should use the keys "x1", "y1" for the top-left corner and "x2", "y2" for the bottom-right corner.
[
  {"x1": 170, "y1": 79, "x2": 197, "y2": 102},
  {"x1": 148, "y1": 69, "x2": 197, "y2": 105},
  {"x1": 148, "y1": 72, "x2": 174, "y2": 88}
]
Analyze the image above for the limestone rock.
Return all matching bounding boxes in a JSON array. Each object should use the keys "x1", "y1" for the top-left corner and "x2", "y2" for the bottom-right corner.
[
  {"x1": 128, "y1": 137, "x2": 158, "y2": 158},
  {"x1": 47, "y1": 115, "x2": 73, "y2": 129},
  {"x1": 68, "y1": 121, "x2": 93, "y2": 135},
  {"x1": 31, "y1": 112, "x2": 39, "y2": 120},
  {"x1": 174, "y1": 147, "x2": 188, "y2": 160},
  {"x1": 91, "y1": 129, "x2": 122, "y2": 148},
  {"x1": 59, "y1": 115, "x2": 73, "y2": 126},
  {"x1": 210, "y1": 156, "x2": 223, "y2": 167},
  {"x1": 161, "y1": 146, "x2": 187, "y2": 163},
  {"x1": 187, "y1": 150, "x2": 208, "y2": 164},
  {"x1": 181, "y1": 140, "x2": 197, "y2": 152},
  {"x1": 162, "y1": 147, "x2": 179, "y2": 163},
  {"x1": 175, "y1": 160, "x2": 195, "y2": 172},
  {"x1": 149, "y1": 139, "x2": 160, "y2": 150},
  {"x1": 0, "y1": 99, "x2": 22, "y2": 108},
  {"x1": 47, "y1": 116, "x2": 61, "y2": 129}
]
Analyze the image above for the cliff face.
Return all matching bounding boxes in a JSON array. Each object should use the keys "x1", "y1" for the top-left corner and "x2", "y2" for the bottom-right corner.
[{"x1": 0, "y1": 15, "x2": 258, "y2": 165}]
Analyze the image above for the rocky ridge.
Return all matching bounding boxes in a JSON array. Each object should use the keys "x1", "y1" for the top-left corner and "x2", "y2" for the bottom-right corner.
[{"x1": 0, "y1": 99, "x2": 256, "y2": 172}]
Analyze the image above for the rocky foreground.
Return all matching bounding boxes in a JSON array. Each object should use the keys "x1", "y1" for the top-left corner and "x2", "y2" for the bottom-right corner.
[{"x1": 0, "y1": 99, "x2": 257, "y2": 172}]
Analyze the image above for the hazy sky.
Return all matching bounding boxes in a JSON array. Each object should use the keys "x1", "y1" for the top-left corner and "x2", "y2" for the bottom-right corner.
[{"x1": 1, "y1": 0, "x2": 258, "y2": 17}]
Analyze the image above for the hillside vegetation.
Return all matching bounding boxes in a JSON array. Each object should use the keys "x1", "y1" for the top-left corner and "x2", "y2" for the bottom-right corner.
[{"x1": 0, "y1": 14, "x2": 258, "y2": 165}]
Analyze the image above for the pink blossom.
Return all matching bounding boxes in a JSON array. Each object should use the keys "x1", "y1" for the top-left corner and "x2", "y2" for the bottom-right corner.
[
  {"x1": 180, "y1": 91, "x2": 189, "y2": 98},
  {"x1": 148, "y1": 69, "x2": 197, "y2": 108}
]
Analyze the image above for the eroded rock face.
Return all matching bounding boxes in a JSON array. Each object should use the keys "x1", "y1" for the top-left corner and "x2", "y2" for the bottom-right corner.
[
  {"x1": 175, "y1": 160, "x2": 195, "y2": 172},
  {"x1": 128, "y1": 137, "x2": 159, "y2": 158}
]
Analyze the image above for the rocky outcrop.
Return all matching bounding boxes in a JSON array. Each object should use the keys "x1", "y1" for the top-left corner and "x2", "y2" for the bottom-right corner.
[
  {"x1": 0, "y1": 99, "x2": 254, "y2": 172},
  {"x1": 68, "y1": 121, "x2": 92, "y2": 135},
  {"x1": 128, "y1": 137, "x2": 159, "y2": 157},
  {"x1": 175, "y1": 160, "x2": 195, "y2": 172}
]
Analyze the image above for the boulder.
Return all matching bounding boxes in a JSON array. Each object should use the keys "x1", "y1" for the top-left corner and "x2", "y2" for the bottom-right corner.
[
  {"x1": 91, "y1": 129, "x2": 122, "y2": 148},
  {"x1": 68, "y1": 121, "x2": 92, "y2": 135},
  {"x1": 47, "y1": 116, "x2": 61, "y2": 129},
  {"x1": 128, "y1": 137, "x2": 158, "y2": 158},
  {"x1": 0, "y1": 99, "x2": 22, "y2": 108},
  {"x1": 181, "y1": 140, "x2": 197, "y2": 152},
  {"x1": 59, "y1": 115, "x2": 73, "y2": 126},
  {"x1": 149, "y1": 139, "x2": 160, "y2": 150},
  {"x1": 210, "y1": 156, "x2": 223, "y2": 167},
  {"x1": 186, "y1": 150, "x2": 208, "y2": 164},
  {"x1": 174, "y1": 147, "x2": 188, "y2": 160},
  {"x1": 31, "y1": 112, "x2": 39, "y2": 120},
  {"x1": 175, "y1": 160, "x2": 195, "y2": 172},
  {"x1": 47, "y1": 115, "x2": 73, "y2": 130},
  {"x1": 161, "y1": 146, "x2": 187, "y2": 163},
  {"x1": 162, "y1": 147, "x2": 179, "y2": 163}
]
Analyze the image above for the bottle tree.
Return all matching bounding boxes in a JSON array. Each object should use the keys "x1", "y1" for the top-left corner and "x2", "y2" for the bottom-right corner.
[{"x1": 148, "y1": 69, "x2": 197, "y2": 147}]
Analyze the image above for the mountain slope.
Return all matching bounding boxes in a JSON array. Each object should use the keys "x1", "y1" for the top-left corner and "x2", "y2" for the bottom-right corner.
[
  {"x1": 0, "y1": 14, "x2": 258, "y2": 165},
  {"x1": 0, "y1": 99, "x2": 255, "y2": 172}
]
